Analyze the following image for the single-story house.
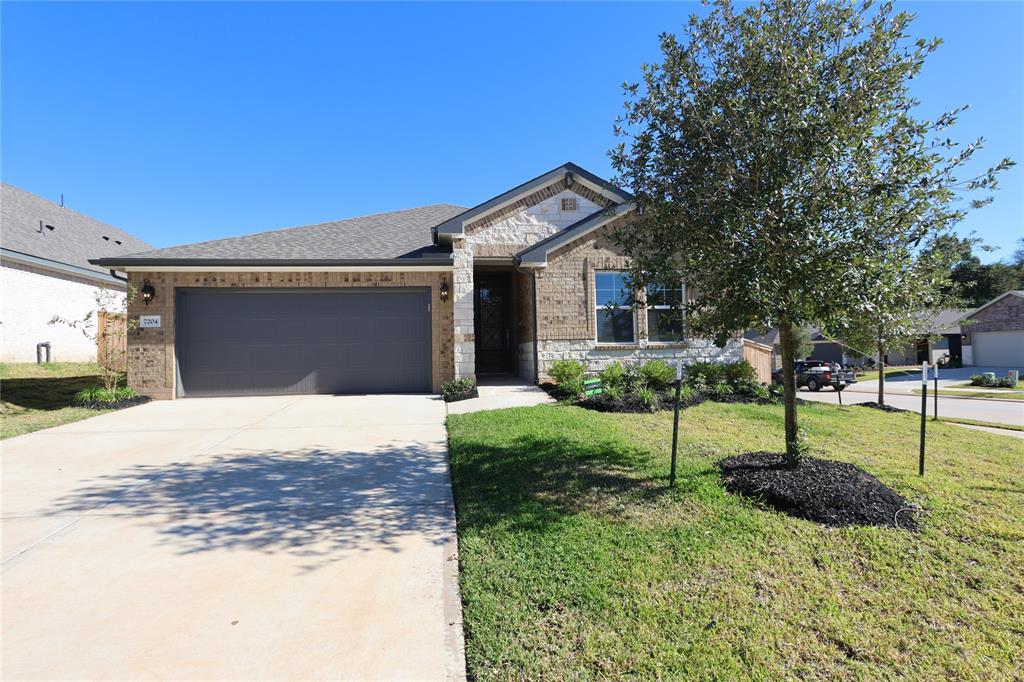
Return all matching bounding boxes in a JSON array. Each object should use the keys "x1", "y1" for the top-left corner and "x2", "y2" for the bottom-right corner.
[
  {"x1": 961, "y1": 290, "x2": 1023, "y2": 368},
  {"x1": 884, "y1": 308, "x2": 974, "y2": 367},
  {"x1": 1, "y1": 183, "x2": 152, "y2": 362},
  {"x1": 91, "y1": 163, "x2": 742, "y2": 399}
]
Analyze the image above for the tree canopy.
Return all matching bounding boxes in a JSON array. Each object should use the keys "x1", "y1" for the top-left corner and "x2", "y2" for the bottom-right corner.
[{"x1": 610, "y1": 0, "x2": 1013, "y2": 461}]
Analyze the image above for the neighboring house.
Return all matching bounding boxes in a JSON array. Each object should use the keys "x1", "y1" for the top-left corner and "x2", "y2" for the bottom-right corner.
[
  {"x1": 743, "y1": 327, "x2": 850, "y2": 370},
  {"x1": 91, "y1": 163, "x2": 742, "y2": 399},
  {"x1": 884, "y1": 308, "x2": 974, "y2": 367},
  {"x1": 1, "y1": 184, "x2": 152, "y2": 362},
  {"x1": 960, "y1": 290, "x2": 1023, "y2": 368}
]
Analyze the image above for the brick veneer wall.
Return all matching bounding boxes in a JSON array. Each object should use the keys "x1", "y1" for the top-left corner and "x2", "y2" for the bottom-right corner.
[
  {"x1": 532, "y1": 219, "x2": 743, "y2": 376},
  {"x1": 968, "y1": 294, "x2": 1024, "y2": 333},
  {"x1": 126, "y1": 270, "x2": 454, "y2": 399}
]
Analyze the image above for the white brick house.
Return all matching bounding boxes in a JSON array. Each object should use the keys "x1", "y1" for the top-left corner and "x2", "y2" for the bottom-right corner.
[{"x1": 1, "y1": 184, "x2": 151, "y2": 362}]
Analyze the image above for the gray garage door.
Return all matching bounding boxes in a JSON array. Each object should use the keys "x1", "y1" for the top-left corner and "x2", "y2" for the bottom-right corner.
[
  {"x1": 175, "y1": 288, "x2": 432, "y2": 397},
  {"x1": 971, "y1": 330, "x2": 1024, "y2": 369}
]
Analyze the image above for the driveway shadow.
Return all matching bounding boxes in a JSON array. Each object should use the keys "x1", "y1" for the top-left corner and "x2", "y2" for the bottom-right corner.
[{"x1": 49, "y1": 443, "x2": 453, "y2": 571}]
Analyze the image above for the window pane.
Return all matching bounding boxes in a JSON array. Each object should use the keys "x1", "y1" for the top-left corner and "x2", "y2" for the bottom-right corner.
[
  {"x1": 596, "y1": 271, "x2": 630, "y2": 307},
  {"x1": 648, "y1": 309, "x2": 684, "y2": 342},
  {"x1": 646, "y1": 282, "x2": 683, "y2": 307},
  {"x1": 597, "y1": 308, "x2": 634, "y2": 343}
]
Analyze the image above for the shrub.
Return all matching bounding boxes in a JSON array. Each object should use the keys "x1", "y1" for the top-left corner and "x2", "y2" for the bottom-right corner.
[
  {"x1": 599, "y1": 362, "x2": 628, "y2": 392},
  {"x1": 550, "y1": 359, "x2": 587, "y2": 399},
  {"x1": 713, "y1": 381, "x2": 733, "y2": 397},
  {"x1": 684, "y1": 361, "x2": 726, "y2": 387},
  {"x1": 74, "y1": 386, "x2": 137, "y2": 405},
  {"x1": 724, "y1": 360, "x2": 758, "y2": 386},
  {"x1": 634, "y1": 385, "x2": 661, "y2": 411},
  {"x1": 603, "y1": 384, "x2": 625, "y2": 402},
  {"x1": 970, "y1": 374, "x2": 1016, "y2": 388},
  {"x1": 441, "y1": 377, "x2": 478, "y2": 402},
  {"x1": 638, "y1": 359, "x2": 676, "y2": 390}
]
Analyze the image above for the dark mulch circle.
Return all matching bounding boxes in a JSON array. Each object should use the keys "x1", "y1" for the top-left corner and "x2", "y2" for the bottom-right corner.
[
  {"x1": 77, "y1": 396, "x2": 153, "y2": 411},
  {"x1": 443, "y1": 387, "x2": 479, "y2": 403},
  {"x1": 855, "y1": 401, "x2": 911, "y2": 414},
  {"x1": 577, "y1": 393, "x2": 662, "y2": 413},
  {"x1": 717, "y1": 452, "x2": 918, "y2": 530}
]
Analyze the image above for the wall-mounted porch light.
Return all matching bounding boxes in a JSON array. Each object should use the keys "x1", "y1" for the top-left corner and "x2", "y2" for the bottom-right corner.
[
  {"x1": 140, "y1": 279, "x2": 156, "y2": 305},
  {"x1": 439, "y1": 277, "x2": 450, "y2": 302}
]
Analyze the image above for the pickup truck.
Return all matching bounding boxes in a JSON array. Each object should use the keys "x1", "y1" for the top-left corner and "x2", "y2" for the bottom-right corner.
[{"x1": 772, "y1": 361, "x2": 858, "y2": 392}]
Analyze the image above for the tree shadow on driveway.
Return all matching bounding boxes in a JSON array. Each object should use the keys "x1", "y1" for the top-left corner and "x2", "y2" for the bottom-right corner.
[{"x1": 48, "y1": 442, "x2": 453, "y2": 571}]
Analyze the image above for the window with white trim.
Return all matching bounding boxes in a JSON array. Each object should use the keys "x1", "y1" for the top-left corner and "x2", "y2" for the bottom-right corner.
[
  {"x1": 646, "y1": 281, "x2": 685, "y2": 342},
  {"x1": 595, "y1": 271, "x2": 635, "y2": 343}
]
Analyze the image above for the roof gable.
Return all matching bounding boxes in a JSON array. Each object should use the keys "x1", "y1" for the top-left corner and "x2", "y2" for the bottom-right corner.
[
  {"x1": 1, "y1": 183, "x2": 151, "y2": 274},
  {"x1": 965, "y1": 290, "x2": 1024, "y2": 321},
  {"x1": 432, "y1": 163, "x2": 632, "y2": 245}
]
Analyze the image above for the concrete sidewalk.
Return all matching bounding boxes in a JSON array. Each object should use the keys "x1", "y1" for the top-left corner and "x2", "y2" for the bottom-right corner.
[
  {"x1": 2, "y1": 394, "x2": 465, "y2": 680},
  {"x1": 447, "y1": 379, "x2": 554, "y2": 415}
]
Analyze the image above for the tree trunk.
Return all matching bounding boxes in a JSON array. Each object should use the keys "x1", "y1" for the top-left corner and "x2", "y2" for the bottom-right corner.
[
  {"x1": 877, "y1": 325, "x2": 885, "y2": 407},
  {"x1": 778, "y1": 320, "x2": 800, "y2": 466}
]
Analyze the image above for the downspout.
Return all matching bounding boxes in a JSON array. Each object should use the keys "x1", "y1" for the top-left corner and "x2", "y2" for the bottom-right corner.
[{"x1": 108, "y1": 269, "x2": 128, "y2": 284}]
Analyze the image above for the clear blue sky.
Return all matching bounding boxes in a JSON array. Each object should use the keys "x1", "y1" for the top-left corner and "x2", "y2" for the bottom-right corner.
[{"x1": 2, "y1": 1, "x2": 1021, "y2": 261}]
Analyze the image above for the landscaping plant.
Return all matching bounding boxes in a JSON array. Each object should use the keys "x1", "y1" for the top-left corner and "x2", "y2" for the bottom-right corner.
[
  {"x1": 610, "y1": 0, "x2": 1013, "y2": 464},
  {"x1": 637, "y1": 359, "x2": 675, "y2": 391},
  {"x1": 549, "y1": 359, "x2": 587, "y2": 399},
  {"x1": 441, "y1": 377, "x2": 479, "y2": 403}
]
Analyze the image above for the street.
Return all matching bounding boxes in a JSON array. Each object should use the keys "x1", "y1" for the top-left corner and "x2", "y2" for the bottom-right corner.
[{"x1": 799, "y1": 386, "x2": 1024, "y2": 427}]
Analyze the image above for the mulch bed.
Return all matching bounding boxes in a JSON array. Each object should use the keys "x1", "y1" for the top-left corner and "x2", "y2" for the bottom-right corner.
[
  {"x1": 77, "y1": 396, "x2": 153, "y2": 411},
  {"x1": 855, "y1": 401, "x2": 911, "y2": 414},
  {"x1": 717, "y1": 452, "x2": 918, "y2": 530},
  {"x1": 577, "y1": 391, "x2": 784, "y2": 414}
]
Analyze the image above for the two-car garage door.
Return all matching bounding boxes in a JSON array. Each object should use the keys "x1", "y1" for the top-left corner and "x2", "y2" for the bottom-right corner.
[
  {"x1": 175, "y1": 288, "x2": 432, "y2": 397},
  {"x1": 971, "y1": 330, "x2": 1024, "y2": 368}
]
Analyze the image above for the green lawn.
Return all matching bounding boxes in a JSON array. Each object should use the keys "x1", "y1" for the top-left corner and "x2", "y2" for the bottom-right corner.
[
  {"x1": 447, "y1": 401, "x2": 1023, "y2": 679},
  {"x1": 0, "y1": 363, "x2": 111, "y2": 439},
  {"x1": 854, "y1": 366, "x2": 918, "y2": 383}
]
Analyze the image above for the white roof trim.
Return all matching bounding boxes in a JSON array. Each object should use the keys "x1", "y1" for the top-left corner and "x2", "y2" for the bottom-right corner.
[{"x1": 123, "y1": 265, "x2": 453, "y2": 273}]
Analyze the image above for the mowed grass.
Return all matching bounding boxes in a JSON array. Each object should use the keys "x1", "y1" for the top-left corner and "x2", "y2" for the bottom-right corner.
[
  {"x1": 853, "y1": 366, "x2": 918, "y2": 383},
  {"x1": 0, "y1": 363, "x2": 110, "y2": 439},
  {"x1": 447, "y1": 401, "x2": 1023, "y2": 680}
]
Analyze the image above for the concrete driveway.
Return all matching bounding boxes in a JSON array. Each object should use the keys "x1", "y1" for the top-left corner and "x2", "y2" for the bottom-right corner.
[{"x1": 1, "y1": 395, "x2": 464, "y2": 680}]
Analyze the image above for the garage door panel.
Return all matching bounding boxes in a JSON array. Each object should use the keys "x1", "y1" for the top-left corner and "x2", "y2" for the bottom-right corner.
[
  {"x1": 176, "y1": 289, "x2": 432, "y2": 397},
  {"x1": 971, "y1": 330, "x2": 1024, "y2": 368}
]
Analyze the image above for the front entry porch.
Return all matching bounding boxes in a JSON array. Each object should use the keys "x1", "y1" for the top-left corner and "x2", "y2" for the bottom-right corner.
[{"x1": 472, "y1": 265, "x2": 535, "y2": 381}]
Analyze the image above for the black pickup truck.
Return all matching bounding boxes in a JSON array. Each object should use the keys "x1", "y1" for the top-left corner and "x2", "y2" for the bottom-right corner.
[{"x1": 772, "y1": 360, "x2": 858, "y2": 392}]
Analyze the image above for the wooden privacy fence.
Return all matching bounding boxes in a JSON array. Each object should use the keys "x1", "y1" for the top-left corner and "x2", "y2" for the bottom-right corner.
[
  {"x1": 97, "y1": 311, "x2": 127, "y2": 372},
  {"x1": 742, "y1": 338, "x2": 774, "y2": 384}
]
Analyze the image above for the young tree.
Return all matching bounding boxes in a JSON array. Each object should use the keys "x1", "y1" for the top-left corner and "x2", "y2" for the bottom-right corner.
[
  {"x1": 50, "y1": 286, "x2": 135, "y2": 395},
  {"x1": 611, "y1": 0, "x2": 1012, "y2": 464},
  {"x1": 790, "y1": 326, "x2": 815, "y2": 361}
]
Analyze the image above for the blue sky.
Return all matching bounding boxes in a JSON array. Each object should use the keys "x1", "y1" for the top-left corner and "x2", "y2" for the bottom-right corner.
[{"x1": 2, "y1": 1, "x2": 1021, "y2": 261}]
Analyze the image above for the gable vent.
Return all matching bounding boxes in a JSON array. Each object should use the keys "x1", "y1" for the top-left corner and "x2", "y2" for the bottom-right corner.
[{"x1": 561, "y1": 197, "x2": 578, "y2": 212}]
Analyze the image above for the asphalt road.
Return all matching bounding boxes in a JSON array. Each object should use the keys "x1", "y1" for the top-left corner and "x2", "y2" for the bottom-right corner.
[{"x1": 799, "y1": 386, "x2": 1024, "y2": 427}]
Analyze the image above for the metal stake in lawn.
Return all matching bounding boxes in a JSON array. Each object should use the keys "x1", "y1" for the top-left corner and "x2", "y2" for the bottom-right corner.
[
  {"x1": 669, "y1": 359, "x2": 683, "y2": 488},
  {"x1": 933, "y1": 363, "x2": 939, "y2": 421},
  {"x1": 919, "y1": 361, "x2": 928, "y2": 476}
]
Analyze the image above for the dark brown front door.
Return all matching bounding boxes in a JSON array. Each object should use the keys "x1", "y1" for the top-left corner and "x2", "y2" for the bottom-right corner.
[{"x1": 474, "y1": 273, "x2": 514, "y2": 374}]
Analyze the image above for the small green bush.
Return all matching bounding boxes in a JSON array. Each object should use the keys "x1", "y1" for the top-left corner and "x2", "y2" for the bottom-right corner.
[
  {"x1": 638, "y1": 359, "x2": 676, "y2": 390},
  {"x1": 74, "y1": 386, "x2": 137, "y2": 404},
  {"x1": 442, "y1": 377, "x2": 478, "y2": 402},
  {"x1": 550, "y1": 359, "x2": 587, "y2": 399},
  {"x1": 684, "y1": 361, "x2": 726, "y2": 387},
  {"x1": 713, "y1": 382, "x2": 733, "y2": 397},
  {"x1": 724, "y1": 360, "x2": 758, "y2": 386},
  {"x1": 603, "y1": 384, "x2": 625, "y2": 402},
  {"x1": 599, "y1": 362, "x2": 628, "y2": 391},
  {"x1": 970, "y1": 374, "x2": 1016, "y2": 388}
]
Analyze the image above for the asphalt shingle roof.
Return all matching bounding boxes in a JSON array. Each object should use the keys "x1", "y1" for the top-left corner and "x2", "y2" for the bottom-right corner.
[
  {"x1": 103, "y1": 204, "x2": 467, "y2": 264},
  {"x1": 1, "y1": 183, "x2": 152, "y2": 274}
]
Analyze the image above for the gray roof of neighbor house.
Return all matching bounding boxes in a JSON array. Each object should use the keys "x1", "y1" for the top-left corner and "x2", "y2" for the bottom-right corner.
[
  {"x1": 1, "y1": 183, "x2": 152, "y2": 275},
  {"x1": 922, "y1": 308, "x2": 975, "y2": 335},
  {"x1": 92, "y1": 204, "x2": 467, "y2": 267}
]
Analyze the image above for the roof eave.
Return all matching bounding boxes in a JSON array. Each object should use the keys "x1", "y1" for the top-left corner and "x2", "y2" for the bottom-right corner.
[
  {"x1": 89, "y1": 256, "x2": 454, "y2": 268},
  {"x1": 515, "y1": 202, "x2": 636, "y2": 268}
]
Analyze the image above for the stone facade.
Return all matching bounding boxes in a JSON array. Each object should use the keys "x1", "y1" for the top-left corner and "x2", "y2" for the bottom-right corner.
[
  {"x1": 125, "y1": 270, "x2": 454, "y2": 399},
  {"x1": 1, "y1": 261, "x2": 125, "y2": 362},
  {"x1": 451, "y1": 182, "x2": 602, "y2": 379},
  {"x1": 968, "y1": 293, "x2": 1024, "y2": 333}
]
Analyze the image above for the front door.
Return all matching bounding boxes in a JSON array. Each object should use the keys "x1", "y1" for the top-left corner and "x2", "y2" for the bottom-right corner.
[{"x1": 474, "y1": 273, "x2": 514, "y2": 374}]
